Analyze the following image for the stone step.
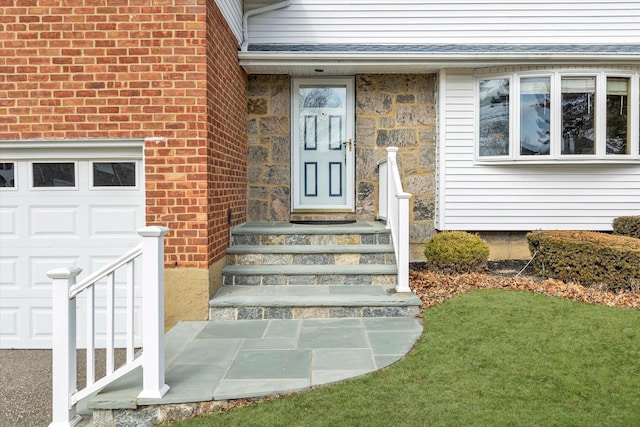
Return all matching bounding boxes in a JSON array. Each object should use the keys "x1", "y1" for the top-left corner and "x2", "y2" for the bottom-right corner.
[
  {"x1": 227, "y1": 244, "x2": 396, "y2": 266},
  {"x1": 221, "y1": 264, "x2": 397, "y2": 286},
  {"x1": 230, "y1": 221, "x2": 391, "y2": 246},
  {"x1": 209, "y1": 285, "x2": 421, "y2": 321}
]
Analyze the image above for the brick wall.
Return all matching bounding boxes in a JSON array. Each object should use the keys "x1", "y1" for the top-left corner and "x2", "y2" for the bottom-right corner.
[{"x1": 0, "y1": 0, "x2": 247, "y2": 268}]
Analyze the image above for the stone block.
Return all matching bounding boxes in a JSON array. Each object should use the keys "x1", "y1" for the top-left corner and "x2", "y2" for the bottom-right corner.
[
  {"x1": 310, "y1": 234, "x2": 336, "y2": 245},
  {"x1": 234, "y1": 275, "x2": 262, "y2": 286},
  {"x1": 363, "y1": 307, "x2": 408, "y2": 317},
  {"x1": 238, "y1": 308, "x2": 263, "y2": 320},
  {"x1": 294, "y1": 253, "x2": 334, "y2": 265},
  {"x1": 360, "y1": 253, "x2": 385, "y2": 265},
  {"x1": 248, "y1": 98, "x2": 268, "y2": 115},
  {"x1": 262, "y1": 234, "x2": 285, "y2": 245},
  {"x1": 264, "y1": 307, "x2": 292, "y2": 319},
  {"x1": 344, "y1": 275, "x2": 372, "y2": 285},
  {"x1": 317, "y1": 274, "x2": 344, "y2": 285},
  {"x1": 396, "y1": 94, "x2": 415, "y2": 103},
  {"x1": 272, "y1": 136, "x2": 291, "y2": 162},
  {"x1": 334, "y1": 253, "x2": 360, "y2": 265},
  {"x1": 371, "y1": 275, "x2": 396, "y2": 286},
  {"x1": 265, "y1": 165, "x2": 289, "y2": 185},
  {"x1": 260, "y1": 116, "x2": 289, "y2": 135},
  {"x1": 285, "y1": 234, "x2": 311, "y2": 245},
  {"x1": 336, "y1": 234, "x2": 360, "y2": 245},
  {"x1": 330, "y1": 307, "x2": 361, "y2": 318},
  {"x1": 376, "y1": 129, "x2": 417, "y2": 147},
  {"x1": 262, "y1": 254, "x2": 292, "y2": 265},
  {"x1": 292, "y1": 307, "x2": 330, "y2": 319},
  {"x1": 356, "y1": 92, "x2": 392, "y2": 115},
  {"x1": 404, "y1": 174, "x2": 434, "y2": 195},
  {"x1": 262, "y1": 275, "x2": 287, "y2": 285},
  {"x1": 209, "y1": 307, "x2": 236, "y2": 321},
  {"x1": 396, "y1": 104, "x2": 434, "y2": 127},
  {"x1": 247, "y1": 146, "x2": 268, "y2": 163},
  {"x1": 355, "y1": 117, "x2": 376, "y2": 143},
  {"x1": 413, "y1": 197, "x2": 435, "y2": 221}
]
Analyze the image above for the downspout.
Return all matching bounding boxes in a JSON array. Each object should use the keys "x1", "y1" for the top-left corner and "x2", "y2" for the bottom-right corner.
[{"x1": 241, "y1": 0, "x2": 293, "y2": 51}]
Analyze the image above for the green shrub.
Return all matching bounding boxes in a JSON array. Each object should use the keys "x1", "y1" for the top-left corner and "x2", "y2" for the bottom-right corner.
[
  {"x1": 526, "y1": 230, "x2": 640, "y2": 291},
  {"x1": 613, "y1": 216, "x2": 640, "y2": 239},
  {"x1": 423, "y1": 231, "x2": 490, "y2": 273}
]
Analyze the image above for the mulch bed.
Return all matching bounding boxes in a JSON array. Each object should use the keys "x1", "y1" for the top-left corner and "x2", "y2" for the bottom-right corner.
[{"x1": 410, "y1": 260, "x2": 640, "y2": 311}]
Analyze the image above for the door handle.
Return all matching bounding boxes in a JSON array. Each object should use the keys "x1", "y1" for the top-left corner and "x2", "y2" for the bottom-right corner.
[{"x1": 342, "y1": 139, "x2": 353, "y2": 152}]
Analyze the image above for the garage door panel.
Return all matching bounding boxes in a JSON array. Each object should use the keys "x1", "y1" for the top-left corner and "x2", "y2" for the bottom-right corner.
[
  {"x1": 0, "y1": 257, "x2": 19, "y2": 291},
  {"x1": 30, "y1": 305, "x2": 53, "y2": 341},
  {"x1": 0, "y1": 206, "x2": 18, "y2": 237},
  {"x1": 29, "y1": 206, "x2": 80, "y2": 238},
  {"x1": 90, "y1": 205, "x2": 141, "y2": 238},
  {"x1": 0, "y1": 305, "x2": 20, "y2": 343}
]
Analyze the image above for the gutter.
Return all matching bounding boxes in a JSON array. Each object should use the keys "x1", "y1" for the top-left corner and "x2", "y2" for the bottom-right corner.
[{"x1": 241, "y1": 0, "x2": 294, "y2": 52}]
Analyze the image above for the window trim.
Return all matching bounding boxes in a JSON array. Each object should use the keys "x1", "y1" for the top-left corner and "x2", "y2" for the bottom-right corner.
[{"x1": 475, "y1": 69, "x2": 640, "y2": 164}]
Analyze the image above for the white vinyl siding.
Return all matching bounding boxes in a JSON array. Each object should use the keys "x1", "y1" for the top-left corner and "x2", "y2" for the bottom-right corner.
[
  {"x1": 439, "y1": 69, "x2": 640, "y2": 232},
  {"x1": 244, "y1": 0, "x2": 640, "y2": 45},
  {"x1": 215, "y1": 0, "x2": 243, "y2": 44}
]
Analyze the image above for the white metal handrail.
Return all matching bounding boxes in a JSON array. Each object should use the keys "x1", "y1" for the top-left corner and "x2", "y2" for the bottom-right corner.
[
  {"x1": 377, "y1": 147, "x2": 412, "y2": 293},
  {"x1": 48, "y1": 226, "x2": 170, "y2": 427}
]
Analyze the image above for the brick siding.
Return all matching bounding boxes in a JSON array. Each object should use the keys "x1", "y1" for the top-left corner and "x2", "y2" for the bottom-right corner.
[{"x1": 0, "y1": 0, "x2": 247, "y2": 268}]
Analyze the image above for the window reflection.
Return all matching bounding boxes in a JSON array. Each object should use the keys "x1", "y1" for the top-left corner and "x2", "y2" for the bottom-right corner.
[
  {"x1": 93, "y1": 162, "x2": 136, "y2": 187},
  {"x1": 479, "y1": 79, "x2": 510, "y2": 156},
  {"x1": 33, "y1": 162, "x2": 75, "y2": 187},
  {"x1": 520, "y1": 77, "x2": 551, "y2": 155},
  {"x1": 0, "y1": 163, "x2": 15, "y2": 187},
  {"x1": 561, "y1": 77, "x2": 596, "y2": 155},
  {"x1": 606, "y1": 77, "x2": 629, "y2": 155}
]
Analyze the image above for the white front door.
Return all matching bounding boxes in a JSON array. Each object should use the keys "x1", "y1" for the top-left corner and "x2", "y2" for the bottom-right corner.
[{"x1": 292, "y1": 78, "x2": 354, "y2": 211}]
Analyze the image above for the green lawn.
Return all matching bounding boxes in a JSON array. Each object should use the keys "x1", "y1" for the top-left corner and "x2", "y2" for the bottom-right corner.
[{"x1": 165, "y1": 290, "x2": 640, "y2": 427}]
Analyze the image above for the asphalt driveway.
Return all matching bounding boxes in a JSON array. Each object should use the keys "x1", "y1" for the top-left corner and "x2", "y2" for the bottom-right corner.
[{"x1": 0, "y1": 350, "x2": 52, "y2": 427}]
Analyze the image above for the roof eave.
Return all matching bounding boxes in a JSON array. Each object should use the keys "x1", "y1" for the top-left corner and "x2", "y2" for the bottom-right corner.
[{"x1": 238, "y1": 51, "x2": 640, "y2": 75}]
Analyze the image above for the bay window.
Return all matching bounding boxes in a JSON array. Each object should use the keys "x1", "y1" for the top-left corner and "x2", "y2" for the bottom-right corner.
[{"x1": 477, "y1": 70, "x2": 639, "y2": 161}]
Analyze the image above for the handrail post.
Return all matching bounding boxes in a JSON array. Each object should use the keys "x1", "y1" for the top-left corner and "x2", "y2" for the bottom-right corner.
[
  {"x1": 48, "y1": 267, "x2": 83, "y2": 427},
  {"x1": 137, "y1": 226, "x2": 171, "y2": 399},
  {"x1": 396, "y1": 192, "x2": 412, "y2": 293},
  {"x1": 385, "y1": 147, "x2": 398, "y2": 230}
]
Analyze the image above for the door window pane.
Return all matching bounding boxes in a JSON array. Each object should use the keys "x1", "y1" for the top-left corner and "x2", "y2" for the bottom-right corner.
[
  {"x1": 520, "y1": 77, "x2": 551, "y2": 155},
  {"x1": 93, "y1": 162, "x2": 136, "y2": 187},
  {"x1": 606, "y1": 77, "x2": 630, "y2": 155},
  {"x1": 32, "y1": 162, "x2": 75, "y2": 187},
  {"x1": 561, "y1": 77, "x2": 595, "y2": 155},
  {"x1": 0, "y1": 163, "x2": 15, "y2": 187},
  {"x1": 479, "y1": 79, "x2": 510, "y2": 156}
]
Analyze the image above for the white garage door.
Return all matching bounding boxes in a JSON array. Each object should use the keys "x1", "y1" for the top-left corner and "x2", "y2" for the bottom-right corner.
[{"x1": 0, "y1": 140, "x2": 146, "y2": 349}]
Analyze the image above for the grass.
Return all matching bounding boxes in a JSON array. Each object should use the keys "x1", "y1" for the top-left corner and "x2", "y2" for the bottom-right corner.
[{"x1": 165, "y1": 290, "x2": 640, "y2": 427}]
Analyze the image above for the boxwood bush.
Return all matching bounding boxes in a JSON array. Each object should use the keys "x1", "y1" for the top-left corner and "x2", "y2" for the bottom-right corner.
[
  {"x1": 526, "y1": 230, "x2": 640, "y2": 291},
  {"x1": 423, "y1": 231, "x2": 489, "y2": 274},
  {"x1": 612, "y1": 216, "x2": 640, "y2": 239}
]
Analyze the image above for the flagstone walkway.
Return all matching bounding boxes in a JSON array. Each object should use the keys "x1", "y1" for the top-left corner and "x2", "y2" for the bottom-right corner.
[{"x1": 89, "y1": 317, "x2": 423, "y2": 411}]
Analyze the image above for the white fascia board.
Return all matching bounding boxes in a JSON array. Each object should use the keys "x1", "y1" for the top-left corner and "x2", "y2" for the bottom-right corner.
[{"x1": 239, "y1": 51, "x2": 640, "y2": 74}]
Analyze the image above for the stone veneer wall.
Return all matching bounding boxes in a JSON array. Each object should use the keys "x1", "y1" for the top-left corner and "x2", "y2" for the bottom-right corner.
[
  {"x1": 246, "y1": 73, "x2": 437, "y2": 243},
  {"x1": 247, "y1": 75, "x2": 292, "y2": 221}
]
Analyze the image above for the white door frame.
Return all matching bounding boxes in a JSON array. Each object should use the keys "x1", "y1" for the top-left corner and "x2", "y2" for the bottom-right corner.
[{"x1": 291, "y1": 77, "x2": 355, "y2": 211}]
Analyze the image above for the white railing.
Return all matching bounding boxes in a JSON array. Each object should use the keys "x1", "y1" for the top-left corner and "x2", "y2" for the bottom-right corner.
[
  {"x1": 47, "y1": 226, "x2": 170, "y2": 427},
  {"x1": 377, "y1": 147, "x2": 412, "y2": 293}
]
